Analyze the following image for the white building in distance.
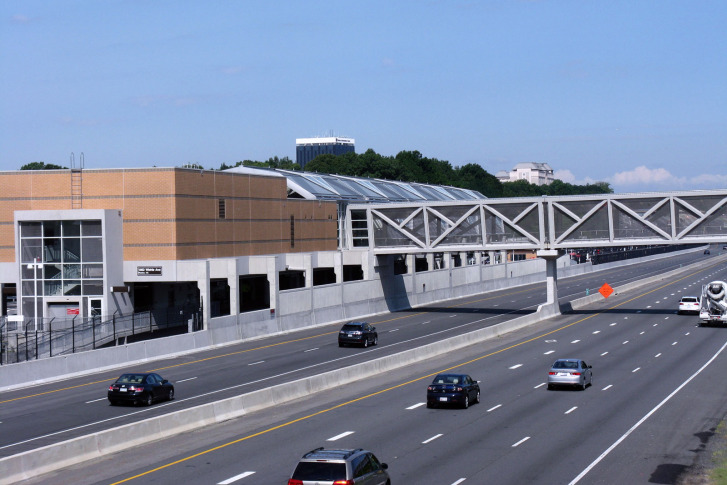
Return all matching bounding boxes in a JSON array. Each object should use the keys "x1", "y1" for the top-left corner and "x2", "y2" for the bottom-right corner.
[{"x1": 496, "y1": 162, "x2": 554, "y2": 186}]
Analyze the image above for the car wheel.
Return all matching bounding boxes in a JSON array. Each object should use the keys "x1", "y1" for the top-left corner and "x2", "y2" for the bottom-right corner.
[
  {"x1": 363, "y1": 338, "x2": 369, "y2": 348},
  {"x1": 373, "y1": 335, "x2": 378, "y2": 346},
  {"x1": 547, "y1": 384, "x2": 553, "y2": 390},
  {"x1": 426, "y1": 401, "x2": 434, "y2": 409},
  {"x1": 339, "y1": 342, "x2": 344, "y2": 347},
  {"x1": 109, "y1": 400, "x2": 117, "y2": 406},
  {"x1": 145, "y1": 393, "x2": 153, "y2": 406},
  {"x1": 581, "y1": 380, "x2": 587, "y2": 391},
  {"x1": 167, "y1": 388, "x2": 174, "y2": 401},
  {"x1": 463, "y1": 396, "x2": 469, "y2": 409},
  {"x1": 475, "y1": 391, "x2": 480, "y2": 404}
]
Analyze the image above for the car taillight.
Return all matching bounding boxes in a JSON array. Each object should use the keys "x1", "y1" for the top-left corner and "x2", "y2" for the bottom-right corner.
[
  {"x1": 287, "y1": 480, "x2": 303, "y2": 485},
  {"x1": 548, "y1": 372, "x2": 557, "y2": 375},
  {"x1": 332, "y1": 481, "x2": 354, "y2": 485},
  {"x1": 129, "y1": 386, "x2": 143, "y2": 392},
  {"x1": 108, "y1": 385, "x2": 114, "y2": 391},
  {"x1": 571, "y1": 372, "x2": 581, "y2": 376},
  {"x1": 427, "y1": 386, "x2": 433, "y2": 391},
  {"x1": 456, "y1": 387, "x2": 463, "y2": 391}
]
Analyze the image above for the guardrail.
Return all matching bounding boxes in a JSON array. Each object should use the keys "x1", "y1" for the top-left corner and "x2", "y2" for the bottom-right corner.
[{"x1": 0, "y1": 306, "x2": 203, "y2": 365}]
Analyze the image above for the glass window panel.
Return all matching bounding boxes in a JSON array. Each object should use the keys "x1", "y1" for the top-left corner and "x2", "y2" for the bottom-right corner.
[
  {"x1": 20, "y1": 239, "x2": 42, "y2": 263},
  {"x1": 43, "y1": 221, "x2": 61, "y2": 237},
  {"x1": 83, "y1": 280, "x2": 104, "y2": 295},
  {"x1": 44, "y1": 238, "x2": 62, "y2": 262},
  {"x1": 63, "y1": 280, "x2": 82, "y2": 295},
  {"x1": 44, "y1": 280, "x2": 63, "y2": 296},
  {"x1": 82, "y1": 220, "x2": 102, "y2": 236},
  {"x1": 44, "y1": 264, "x2": 62, "y2": 280},
  {"x1": 62, "y1": 220, "x2": 81, "y2": 236},
  {"x1": 82, "y1": 238, "x2": 103, "y2": 262},
  {"x1": 82, "y1": 264, "x2": 104, "y2": 278},
  {"x1": 64, "y1": 264, "x2": 81, "y2": 278},
  {"x1": 21, "y1": 222, "x2": 42, "y2": 238},
  {"x1": 63, "y1": 238, "x2": 81, "y2": 262},
  {"x1": 22, "y1": 280, "x2": 37, "y2": 295},
  {"x1": 21, "y1": 261, "x2": 43, "y2": 279},
  {"x1": 22, "y1": 298, "x2": 36, "y2": 318}
]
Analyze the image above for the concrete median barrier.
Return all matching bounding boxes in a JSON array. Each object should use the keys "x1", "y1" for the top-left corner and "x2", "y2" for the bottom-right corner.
[{"x1": 3, "y1": 253, "x2": 725, "y2": 484}]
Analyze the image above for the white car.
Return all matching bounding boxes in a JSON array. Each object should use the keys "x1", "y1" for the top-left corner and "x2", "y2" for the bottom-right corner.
[{"x1": 678, "y1": 296, "x2": 700, "y2": 315}]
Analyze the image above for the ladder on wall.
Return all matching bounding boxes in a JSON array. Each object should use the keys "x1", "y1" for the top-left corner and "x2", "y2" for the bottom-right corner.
[
  {"x1": 71, "y1": 168, "x2": 82, "y2": 209},
  {"x1": 70, "y1": 152, "x2": 84, "y2": 209}
]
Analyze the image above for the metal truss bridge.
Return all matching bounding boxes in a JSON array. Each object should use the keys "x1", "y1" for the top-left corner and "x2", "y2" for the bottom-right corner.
[{"x1": 345, "y1": 190, "x2": 727, "y2": 254}]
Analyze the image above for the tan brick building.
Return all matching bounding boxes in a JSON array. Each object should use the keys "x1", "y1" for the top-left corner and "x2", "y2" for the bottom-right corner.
[{"x1": 0, "y1": 167, "x2": 338, "y2": 328}]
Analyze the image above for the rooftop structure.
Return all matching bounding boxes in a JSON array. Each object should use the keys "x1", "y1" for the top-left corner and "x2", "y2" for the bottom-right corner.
[{"x1": 497, "y1": 162, "x2": 554, "y2": 186}]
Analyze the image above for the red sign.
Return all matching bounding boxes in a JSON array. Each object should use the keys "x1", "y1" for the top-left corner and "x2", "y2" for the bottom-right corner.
[
  {"x1": 599, "y1": 283, "x2": 614, "y2": 298},
  {"x1": 66, "y1": 307, "x2": 80, "y2": 315}
]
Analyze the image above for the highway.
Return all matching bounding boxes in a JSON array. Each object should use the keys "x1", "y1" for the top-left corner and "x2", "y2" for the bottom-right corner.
[{"x1": 3, "y1": 249, "x2": 727, "y2": 484}]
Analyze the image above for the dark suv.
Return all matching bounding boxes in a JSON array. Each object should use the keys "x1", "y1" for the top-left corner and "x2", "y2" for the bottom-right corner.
[
  {"x1": 288, "y1": 448, "x2": 390, "y2": 485},
  {"x1": 338, "y1": 321, "x2": 378, "y2": 348}
]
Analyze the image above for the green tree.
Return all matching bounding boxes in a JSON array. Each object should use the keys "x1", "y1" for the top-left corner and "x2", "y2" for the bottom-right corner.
[{"x1": 20, "y1": 161, "x2": 67, "y2": 170}]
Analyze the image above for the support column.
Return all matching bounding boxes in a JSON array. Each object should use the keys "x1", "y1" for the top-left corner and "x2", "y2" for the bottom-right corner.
[{"x1": 537, "y1": 249, "x2": 562, "y2": 316}]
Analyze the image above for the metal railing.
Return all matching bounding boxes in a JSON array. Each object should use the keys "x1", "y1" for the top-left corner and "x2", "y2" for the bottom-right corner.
[{"x1": 0, "y1": 305, "x2": 202, "y2": 365}]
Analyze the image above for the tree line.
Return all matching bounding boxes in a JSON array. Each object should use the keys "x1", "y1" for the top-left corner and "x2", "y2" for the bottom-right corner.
[{"x1": 21, "y1": 150, "x2": 612, "y2": 198}]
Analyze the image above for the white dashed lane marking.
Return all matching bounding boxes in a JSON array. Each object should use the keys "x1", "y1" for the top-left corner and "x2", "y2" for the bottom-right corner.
[
  {"x1": 407, "y1": 403, "x2": 426, "y2": 410},
  {"x1": 512, "y1": 437, "x2": 530, "y2": 447},
  {"x1": 327, "y1": 431, "x2": 354, "y2": 441},
  {"x1": 218, "y1": 471, "x2": 256, "y2": 484},
  {"x1": 423, "y1": 434, "x2": 443, "y2": 444}
]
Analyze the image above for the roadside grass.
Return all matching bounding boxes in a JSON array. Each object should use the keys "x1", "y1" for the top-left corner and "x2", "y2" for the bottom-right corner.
[{"x1": 710, "y1": 420, "x2": 727, "y2": 484}]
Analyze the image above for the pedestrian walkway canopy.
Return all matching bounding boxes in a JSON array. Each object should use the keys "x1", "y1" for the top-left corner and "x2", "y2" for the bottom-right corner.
[{"x1": 344, "y1": 190, "x2": 727, "y2": 253}]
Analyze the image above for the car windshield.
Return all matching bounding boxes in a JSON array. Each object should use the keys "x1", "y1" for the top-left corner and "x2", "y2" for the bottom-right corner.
[
  {"x1": 116, "y1": 374, "x2": 145, "y2": 384},
  {"x1": 681, "y1": 298, "x2": 697, "y2": 303},
  {"x1": 341, "y1": 325, "x2": 362, "y2": 331},
  {"x1": 553, "y1": 361, "x2": 577, "y2": 369},
  {"x1": 292, "y1": 462, "x2": 346, "y2": 480},
  {"x1": 433, "y1": 375, "x2": 460, "y2": 384}
]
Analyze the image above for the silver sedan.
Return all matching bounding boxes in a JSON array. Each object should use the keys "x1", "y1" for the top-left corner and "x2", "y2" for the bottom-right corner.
[{"x1": 547, "y1": 358, "x2": 592, "y2": 390}]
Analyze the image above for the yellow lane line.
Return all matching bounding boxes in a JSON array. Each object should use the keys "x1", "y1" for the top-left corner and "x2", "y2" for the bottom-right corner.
[
  {"x1": 1, "y1": 287, "x2": 530, "y2": 405},
  {"x1": 110, "y1": 268, "x2": 705, "y2": 484}
]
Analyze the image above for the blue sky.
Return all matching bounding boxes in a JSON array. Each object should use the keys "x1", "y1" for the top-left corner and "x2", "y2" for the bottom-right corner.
[{"x1": 2, "y1": 0, "x2": 725, "y2": 193}]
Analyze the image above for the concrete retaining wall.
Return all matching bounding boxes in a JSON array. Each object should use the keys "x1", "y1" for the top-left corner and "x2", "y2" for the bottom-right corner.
[
  {"x1": 0, "y1": 249, "x2": 720, "y2": 484},
  {"x1": 0, "y1": 247, "x2": 706, "y2": 392}
]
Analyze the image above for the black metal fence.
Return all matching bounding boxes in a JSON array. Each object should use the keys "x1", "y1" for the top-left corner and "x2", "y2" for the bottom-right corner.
[
  {"x1": 0, "y1": 305, "x2": 202, "y2": 365},
  {"x1": 589, "y1": 244, "x2": 700, "y2": 265}
]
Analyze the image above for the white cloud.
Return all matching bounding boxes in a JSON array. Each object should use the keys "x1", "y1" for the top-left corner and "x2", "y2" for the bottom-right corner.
[
  {"x1": 553, "y1": 169, "x2": 575, "y2": 183},
  {"x1": 611, "y1": 166, "x2": 681, "y2": 186}
]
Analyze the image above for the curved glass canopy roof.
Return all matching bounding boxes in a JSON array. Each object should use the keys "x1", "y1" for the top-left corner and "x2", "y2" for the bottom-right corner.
[{"x1": 226, "y1": 166, "x2": 485, "y2": 203}]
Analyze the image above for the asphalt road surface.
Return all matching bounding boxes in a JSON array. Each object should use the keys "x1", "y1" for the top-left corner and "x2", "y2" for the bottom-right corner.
[{"x1": 11, "y1": 250, "x2": 727, "y2": 484}]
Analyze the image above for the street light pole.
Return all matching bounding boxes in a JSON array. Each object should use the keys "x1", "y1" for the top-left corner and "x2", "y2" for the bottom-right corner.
[{"x1": 27, "y1": 257, "x2": 42, "y2": 330}]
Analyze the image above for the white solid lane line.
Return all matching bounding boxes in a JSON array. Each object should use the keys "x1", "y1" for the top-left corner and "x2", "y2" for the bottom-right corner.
[
  {"x1": 569, "y1": 339, "x2": 727, "y2": 485},
  {"x1": 512, "y1": 437, "x2": 530, "y2": 447},
  {"x1": 327, "y1": 431, "x2": 354, "y2": 441},
  {"x1": 218, "y1": 471, "x2": 256, "y2": 484},
  {"x1": 423, "y1": 434, "x2": 443, "y2": 444},
  {"x1": 407, "y1": 403, "x2": 426, "y2": 410}
]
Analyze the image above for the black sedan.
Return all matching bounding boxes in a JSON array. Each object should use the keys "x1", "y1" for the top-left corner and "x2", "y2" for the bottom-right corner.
[
  {"x1": 338, "y1": 321, "x2": 378, "y2": 348},
  {"x1": 108, "y1": 372, "x2": 174, "y2": 406},
  {"x1": 427, "y1": 373, "x2": 480, "y2": 409}
]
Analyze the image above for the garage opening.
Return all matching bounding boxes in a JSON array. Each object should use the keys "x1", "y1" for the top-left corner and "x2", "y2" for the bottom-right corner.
[{"x1": 239, "y1": 275, "x2": 270, "y2": 312}]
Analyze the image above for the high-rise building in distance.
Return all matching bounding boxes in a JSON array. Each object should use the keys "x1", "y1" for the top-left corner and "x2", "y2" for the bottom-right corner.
[{"x1": 296, "y1": 137, "x2": 355, "y2": 169}]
